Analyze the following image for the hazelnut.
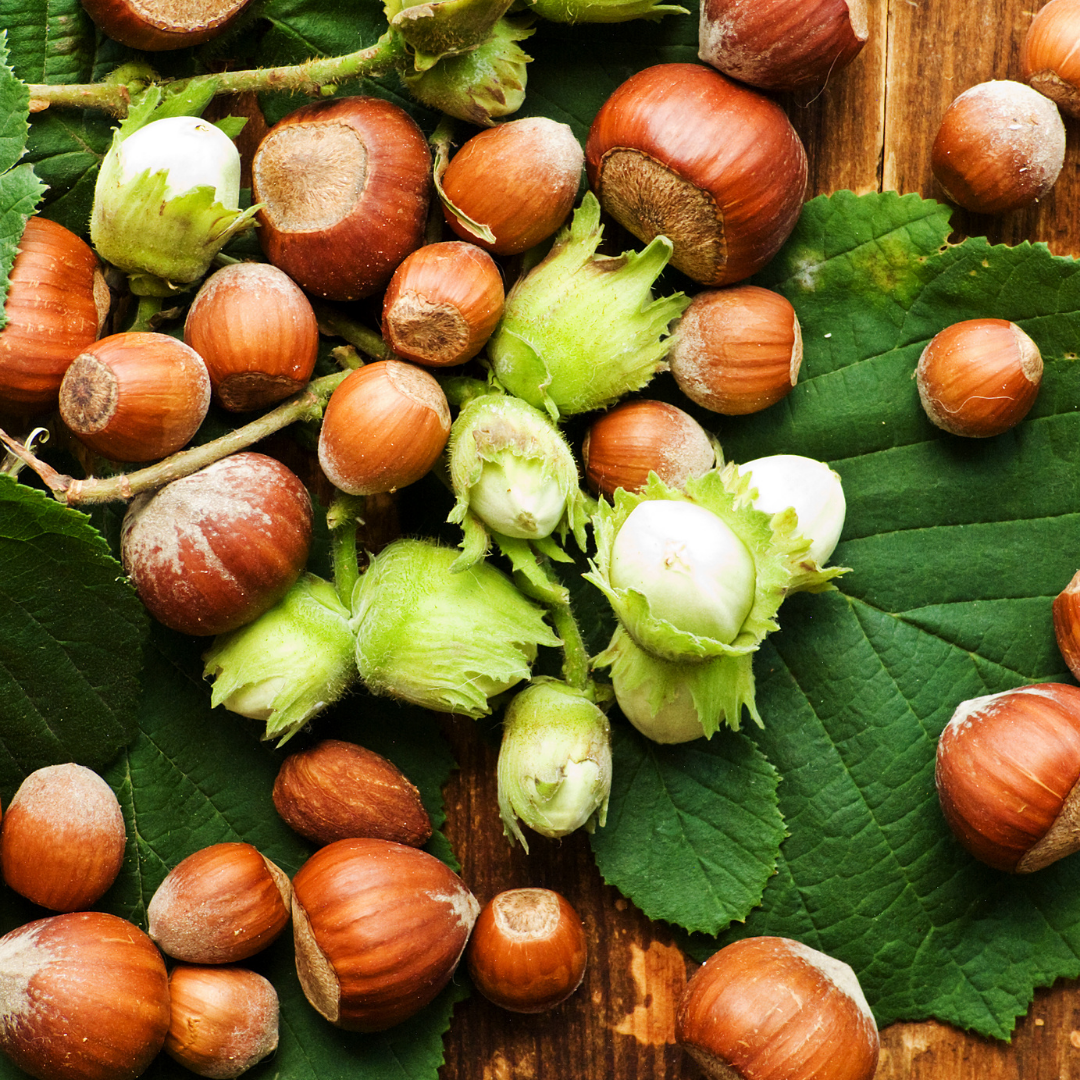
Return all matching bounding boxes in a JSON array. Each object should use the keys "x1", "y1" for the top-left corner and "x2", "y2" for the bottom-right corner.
[
  {"x1": 252, "y1": 96, "x2": 431, "y2": 302},
  {"x1": 59, "y1": 331, "x2": 211, "y2": 463},
  {"x1": 935, "y1": 683, "x2": 1080, "y2": 872},
  {"x1": 466, "y1": 888, "x2": 588, "y2": 1013},
  {"x1": 291, "y1": 837, "x2": 480, "y2": 1031},
  {"x1": 382, "y1": 241, "x2": 505, "y2": 368},
  {"x1": 586, "y1": 63, "x2": 807, "y2": 286},
  {"x1": 699, "y1": 0, "x2": 869, "y2": 90},
  {"x1": 931, "y1": 80, "x2": 1066, "y2": 215},
  {"x1": 0, "y1": 911, "x2": 170, "y2": 1080},
  {"x1": 184, "y1": 262, "x2": 319, "y2": 412},
  {"x1": 272, "y1": 738, "x2": 432, "y2": 847},
  {"x1": 440, "y1": 117, "x2": 584, "y2": 257},
  {"x1": 78, "y1": 0, "x2": 254, "y2": 51},
  {"x1": 165, "y1": 965, "x2": 279, "y2": 1079},
  {"x1": 147, "y1": 841, "x2": 292, "y2": 963},
  {"x1": 120, "y1": 451, "x2": 313, "y2": 636},
  {"x1": 581, "y1": 399, "x2": 716, "y2": 498},
  {"x1": 0, "y1": 217, "x2": 109, "y2": 413},
  {"x1": 1054, "y1": 570, "x2": 1080, "y2": 681},
  {"x1": 676, "y1": 936, "x2": 879, "y2": 1080},
  {"x1": 317, "y1": 359, "x2": 451, "y2": 496},
  {"x1": 1, "y1": 763, "x2": 126, "y2": 912},
  {"x1": 915, "y1": 317, "x2": 1042, "y2": 437},
  {"x1": 668, "y1": 285, "x2": 803, "y2": 414},
  {"x1": 1021, "y1": 0, "x2": 1080, "y2": 118}
]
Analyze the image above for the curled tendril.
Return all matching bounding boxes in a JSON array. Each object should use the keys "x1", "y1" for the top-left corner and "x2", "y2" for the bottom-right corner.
[{"x1": 2, "y1": 428, "x2": 50, "y2": 477}]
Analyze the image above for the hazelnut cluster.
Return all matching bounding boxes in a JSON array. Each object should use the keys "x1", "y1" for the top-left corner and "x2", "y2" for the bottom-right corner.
[{"x1": 0, "y1": 0, "x2": 892, "y2": 1075}]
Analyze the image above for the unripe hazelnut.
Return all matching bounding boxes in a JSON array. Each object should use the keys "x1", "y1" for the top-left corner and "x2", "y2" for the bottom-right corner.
[
  {"x1": 675, "y1": 936, "x2": 879, "y2": 1080},
  {"x1": 586, "y1": 63, "x2": 807, "y2": 286},
  {"x1": 317, "y1": 359, "x2": 451, "y2": 496},
  {"x1": 1, "y1": 763, "x2": 126, "y2": 912},
  {"x1": 59, "y1": 331, "x2": 212, "y2": 463},
  {"x1": 291, "y1": 837, "x2": 480, "y2": 1031},
  {"x1": 699, "y1": 0, "x2": 868, "y2": 90},
  {"x1": 935, "y1": 683, "x2": 1080, "y2": 872},
  {"x1": 120, "y1": 451, "x2": 313, "y2": 636},
  {"x1": 931, "y1": 80, "x2": 1066, "y2": 215},
  {"x1": 165, "y1": 965, "x2": 279, "y2": 1079},
  {"x1": 78, "y1": 0, "x2": 254, "y2": 50},
  {"x1": 382, "y1": 242, "x2": 505, "y2": 368},
  {"x1": 581, "y1": 399, "x2": 716, "y2": 498},
  {"x1": 0, "y1": 217, "x2": 109, "y2": 412},
  {"x1": 1021, "y1": 0, "x2": 1080, "y2": 118},
  {"x1": 0, "y1": 911, "x2": 171, "y2": 1080},
  {"x1": 440, "y1": 117, "x2": 584, "y2": 256},
  {"x1": 668, "y1": 285, "x2": 803, "y2": 414},
  {"x1": 466, "y1": 888, "x2": 588, "y2": 1013},
  {"x1": 915, "y1": 317, "x2": 1042, "y2": 437},
  {"x1": 147, "y1": 841, "x2": 292, "y2": 963},
  {"x1": 184, "y1": 262, "x2": 318, "y2": 412},
  {"x1": 272, "y1": 738, "x2": 432, "y2": 847},
  {"x1": 252, "y1": 96, "x2": 431, "y2": 301}
]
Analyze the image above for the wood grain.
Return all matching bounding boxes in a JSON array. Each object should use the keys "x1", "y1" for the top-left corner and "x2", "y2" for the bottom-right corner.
[{"x1": 438, "y1": 2, "x2": 1080, "y2": 1078}]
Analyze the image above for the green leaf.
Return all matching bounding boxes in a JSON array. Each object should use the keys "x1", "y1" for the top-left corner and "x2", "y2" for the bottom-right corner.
[
  {"x1": 591, "y1": 723, "x2": 784, "y2": 935},
  {"x1": 0, "y1": 30, "x2": 46, "y2": 324},
  {"x1": 669, "y1": 192, "x2": 1080, "y2": 1040},
  {"x1": 0, "y1": 475, "x2": 146, "y2": 794},
  {"x1": 0, "y1": 0, "x2": 96, "y2": 85}
]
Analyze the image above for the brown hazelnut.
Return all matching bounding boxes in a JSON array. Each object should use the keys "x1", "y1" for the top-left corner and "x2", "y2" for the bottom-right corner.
[
  {"x1": 915, "y1": 317, "x2": 1042, "y2": 437},
  {"x1": 676, "y1": 936, "x2": 879, "y2": 1080},
  {"x1": 147, "y1": 841, "x2": 292, "y2": 963},
  {"x1": 291, "y1": 837, "x2": 480, "y2": 1031},
  {"x1": 184, "y1": 262, "x2": 319, "y2": 412},
  {"x1": 382, "y1": 242, "x2": 505, "y2": 368},
  {"x1": 935, "y1": 683, "x2": 1080, "y2": 872},
  {"x1": 699, "y1": 0, "x2": 868, "y2": 90},
  {"x1": 582, "y1": 399, "x2": 716, "y2": 498},
  {"x1": 165, "y1": 965, "x2": 279, "y2": 1079},
  {"x1": 931, "y1": 80, "x2": 1066, "y2": 215},
  {"x1": 466, "y1": 888, "x2": 588, "y2": 1013},
  {"x1": 1021, "y1": 0, "x2": 1080, "y2": 117},
  {"x1": 0, "y1": 911, "x2": 170, "y2": 1080},
  {"x1": 586, "y1": 63, "x2": 807, "y2": 286},
  {"x1": 1, "y1": 763, "x2": 126, "y2": 912},
  {"x1": 317, "y1": 360, "x2": 451, "y2": 496},
  {"x1": 668, "y1": 285, "x2": 803, "y2": 415},
  {"x1": 59, "y1": 331, "x2": 211, "y2": 463},
  {"x1": 440, "y1": 118, "x2": 584, "y2": 257}
]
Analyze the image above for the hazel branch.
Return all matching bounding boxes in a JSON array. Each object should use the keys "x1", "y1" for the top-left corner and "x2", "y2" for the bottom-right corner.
[
  {"x1": 26, "y1": 31, "x2": 409, "y2": 117},
  {"x1": 0, "y1": 370, "x2": 349, "y2": 507}
]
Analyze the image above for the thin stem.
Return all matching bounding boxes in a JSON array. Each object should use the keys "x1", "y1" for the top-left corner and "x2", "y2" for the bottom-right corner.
[
  {"x1": 547, "y1": 596, "x2": 590, "y2": 691},
  {"x1": 127, "y1": 295, "x2": 164, "y2": 332},
  {"x1": 0, "y1": 370, "x2": 348, "y2": 506},
  {"x1": 26, "y1": 31, "x2": 409, "y2": 117},
  {"x1": 511, "y1": 556, "x2": 591, "y2": 691},
  {"x1": 313, "y1": 302, "x2": 393, "y2": 361},
  {"x1": 326, "y1": 492, "x2": 366, "y2": 609}
]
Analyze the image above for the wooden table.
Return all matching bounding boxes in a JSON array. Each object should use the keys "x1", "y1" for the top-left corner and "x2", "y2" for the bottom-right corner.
[{"x1": 436, "y1": 1, "x2": 1080, "y2": 1077}]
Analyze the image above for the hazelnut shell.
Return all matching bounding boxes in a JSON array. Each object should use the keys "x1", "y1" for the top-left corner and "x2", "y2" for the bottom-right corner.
[
  {"x1": 147, "y1": 841, "x2": 293, "y2": 963},
  {"x1": 466, "y1": 888, "x2": 588, "y2": 1013},
  {"x1": 1, "y1": 763, "x2": 126, "y2": 912},
  {"x1": 291, "y1": 837, "x2": 480, "y2": 1032}
]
